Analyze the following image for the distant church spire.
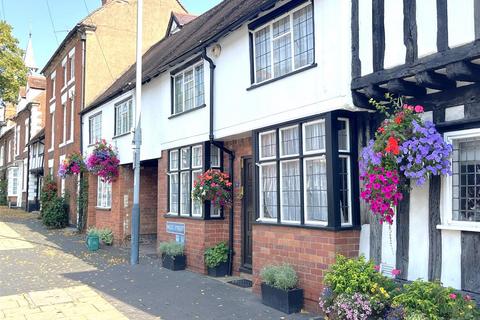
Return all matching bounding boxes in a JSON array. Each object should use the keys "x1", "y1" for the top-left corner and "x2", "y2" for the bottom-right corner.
[{"x1": 24, "y1": 31, "x2": 38, "y2": 74}]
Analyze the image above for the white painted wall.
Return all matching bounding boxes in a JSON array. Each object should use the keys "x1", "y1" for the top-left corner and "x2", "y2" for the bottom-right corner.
[
  {"x1": 359, "y1": 224, "x2": 370, "y2": 259},
  {"x1": 416, "y1": 0, "x2": 437, "y2": 58},
  {"x1": 441, "y1": 230, "x2": 462, "y2": 288},
  {"x1": 407, "y1": 183, "x2": 429, "y2": 281},
  {"x1": 383, "y1": 0, "x2": 405, "y2": 69},
  {"x1": 448, "y1": 0, "x2": 475, "y2": 48},
  {"x1": 359, "y1": 0, "x2": 373, "y2": 75},
  {"x1": 381, "y1": 215, "x2": 397, "y2": 270}
]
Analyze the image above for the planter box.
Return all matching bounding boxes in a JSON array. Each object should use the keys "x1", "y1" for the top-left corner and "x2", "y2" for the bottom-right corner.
[
  {"x1": 261, "y1": 282, "x2": 303, "y2": 314},
  {"x1": 86, "y1": 235, "x2": 99, "y2": 252},
  {"x1": 162, "y1": 254, "x2": 186, "y2": 271},
  {"x1": 207, "y1": 260, "x2": 229, "y2": 277}
]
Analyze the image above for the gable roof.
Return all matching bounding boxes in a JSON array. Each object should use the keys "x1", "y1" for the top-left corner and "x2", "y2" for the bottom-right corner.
[{"x1": 86, "y1": 0, "x2": 279, "y2": 112}]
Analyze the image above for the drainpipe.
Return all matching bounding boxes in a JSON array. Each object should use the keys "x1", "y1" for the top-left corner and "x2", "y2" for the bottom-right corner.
[
  {"x1": 203, "y1": 48, "x2": 236, "y2": 276},
  {"x1": 25, "y1": 103, "x2": 33, "y2": 212},
  {"x1": 78, "y1": 31, "x2": 87, "y2": 231}
]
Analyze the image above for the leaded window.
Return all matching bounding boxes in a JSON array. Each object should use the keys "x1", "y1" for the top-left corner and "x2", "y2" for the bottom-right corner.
[
  {"x1": 97, "y1": 177, "x2": 112, "y2": 209},
  {"x1": 252, "y1": 3, "x2": 314, "y2": 84},
  {"x1": 173, "y1": 63, "x2": 205, "y2": 115},
  {"x1": 89, "y1": 112, "x2": 102, "y2": 145},
  {"x1": 114, "y1": 98, "x2": 133, "y2": 136}
]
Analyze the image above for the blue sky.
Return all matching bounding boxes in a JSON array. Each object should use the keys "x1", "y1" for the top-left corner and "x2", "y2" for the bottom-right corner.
[{"x1": 2, "y1": 0, "x2": 222, "y2": 71}]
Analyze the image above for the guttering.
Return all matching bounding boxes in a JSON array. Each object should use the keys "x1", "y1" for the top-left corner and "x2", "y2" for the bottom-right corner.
[{"x1": 203, "y1": 47, "x2": 236, "y2": 276}]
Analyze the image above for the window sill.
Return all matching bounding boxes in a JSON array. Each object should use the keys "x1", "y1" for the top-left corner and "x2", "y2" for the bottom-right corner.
[
  {"x1": 168, "y1": 104, "x2": 206, "y2": 119},
  {"x1": 437, "y1": 224, "x2": 480, "y2": 233},
  {"x1": 163, "y1": 213, "x2": 204, "y2": 220},
  {"x1": 253, "y1": 220, "x2": 360, "y2": 231},
  {"x1": 112, "y1": 132, "x2": 131, "y2": 140},
  {"x1": 96, "y1": 207, "x2": 111, "y2": 211},
  {"x1": 247, "y1": 63, "x2": 317, "y2": 91}
]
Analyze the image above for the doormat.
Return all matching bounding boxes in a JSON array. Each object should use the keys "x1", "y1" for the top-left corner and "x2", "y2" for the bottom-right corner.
[{"x1": 228, "y1": 279, "x2": 252, "y2": 288}]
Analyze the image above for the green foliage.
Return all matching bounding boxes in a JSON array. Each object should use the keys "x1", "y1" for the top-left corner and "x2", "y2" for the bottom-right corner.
[
  {"x1": 41, "y1": 196, "x2": 68, "y2": 228},
  {"x1": 77, "y1": 175, "x2": 88, "y2": 231},
  {"x1": 0, "y1": 21, "x2": 28, "y2": 103},
  {"x1": 204, "y1": 242, "x2": 228, "y2": 268},
  {"x1": 40, "y1": 175, "x2": 57, "y2": 214},
  {"x1": 393, "y1": 280, "x2": 480, "y2": 320},
  {"x1": 260, "y1": 264, "x2": 298, "y2": 291},
  {"x1": 159, "y1": 241, "x2": 184, "y2": 257},
  {"x1": 0, "y1": 179, "x2": 7, "y2": 205},
  {"x1": 99, "y1": 228, "x2": 113, "y2": 245},
  {"x1": 87, "y1": 227, "x2": 100, "y2": 237}
]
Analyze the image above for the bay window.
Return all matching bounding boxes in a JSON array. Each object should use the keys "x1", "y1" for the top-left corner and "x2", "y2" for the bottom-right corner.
[
  {"x1": 172, "y1": 62, "x2": 205, "y2": 115},
  {"x1": 256, "y1": 114, "x2": 356, "y2": 228},
  {"x1": 251, "y1": 2, "x2": 314, "y2": 84},
  {"x1": 168, "y1": 142, "x2": 223, "y2": 219}
]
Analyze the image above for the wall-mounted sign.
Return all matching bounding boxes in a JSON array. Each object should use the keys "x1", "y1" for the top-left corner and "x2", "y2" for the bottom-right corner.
[{"x1": 166, "y1": 222, "x2": 185, "y2": 235}]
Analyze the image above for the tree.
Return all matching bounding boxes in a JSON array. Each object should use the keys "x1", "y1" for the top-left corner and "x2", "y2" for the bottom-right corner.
[{"x1": 0, "y1": 21, "x2": 27, "y2": 104}]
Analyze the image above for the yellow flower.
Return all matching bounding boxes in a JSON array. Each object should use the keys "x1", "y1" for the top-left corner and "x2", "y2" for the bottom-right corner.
[{"x1": 468, "y1": 305, "x2": 473, "y2": 309}]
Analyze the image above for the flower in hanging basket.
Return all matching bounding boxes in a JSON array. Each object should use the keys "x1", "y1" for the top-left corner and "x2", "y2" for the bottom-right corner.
[
  {"x1": 360, "y1": 95, "x2": 453, "y2": 224},
  {"x1": 86, "y1": 139, "x2": 120, "y2": 183},
  {"x1": 58, "y1": 152, "x2": 85, "y2": 178},
  {"x1": 191, "y1": 169, "x2": 233, "y2": 209}
]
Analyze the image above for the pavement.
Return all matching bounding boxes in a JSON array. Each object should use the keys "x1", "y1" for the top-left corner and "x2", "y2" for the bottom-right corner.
[{"x1": 0, "y1": 207, "x2": 317, "y2": 320}]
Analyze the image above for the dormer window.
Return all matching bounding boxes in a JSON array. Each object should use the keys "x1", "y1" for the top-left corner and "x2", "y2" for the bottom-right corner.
[
  {"x1": 172, "y1": 62, "x2": 205, "y2": 115},
  {"x1": 250, "y1": 2, "x2": 315, "y2": 84}
]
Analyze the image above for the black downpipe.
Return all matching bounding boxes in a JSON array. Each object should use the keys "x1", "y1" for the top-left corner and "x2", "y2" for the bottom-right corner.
[{"x1": 203, "y1": 48, "x2": 236, "y2": 276}]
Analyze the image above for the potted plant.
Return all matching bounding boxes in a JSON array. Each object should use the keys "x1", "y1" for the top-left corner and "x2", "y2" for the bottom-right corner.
[
  {"x1": 99, "y1": 228, "x2": 114, "y2": 246},
  {"x1": 260, "y1": 264, "x2": 303, "y2": 314},
  {"x1": 204, "y1": 242, "x2": 229, "y2": 277},
  {"x1": 86, "y1": 227, "x2": 100, "y2": 251},
  {"x1": 159, "y1": 241, "x2": 186, "y2": 271}
]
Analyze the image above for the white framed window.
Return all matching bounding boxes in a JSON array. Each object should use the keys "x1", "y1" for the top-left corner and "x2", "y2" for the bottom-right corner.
[
  {"x1": 22, "y1": 159, "x2": 27, "y2": 192},
  {"x1": 442, "y1": 129, "x2": 480, "y2": 231},
  {"x1": 7, "y1": 140, "x2": 11, "y2": 162},
  {"x1": 173, "y1": 62, "x2": 205, "y2": 115},
  {"x1": 50, "y1": 112, "x2": 55, "y2": 150},
  {"x1": 180, "y1": 147, "x2": 190, "y2": 170},
  {"x1": 180, "y1": 171, "x2": 191, "y2": 216},
  {"x1": 280, "y1": 125, "x2": 299, "y2": 157},
  {"x1": 338, "y1": 118, "x2": 350, "y2": 152},
  {"x1": 62, "y1": 103, "x2": 67, "y2": 143},
  {"x1": 15, "y1": 126, "x2": 20, "y2": 156},
  {"x1": 24, "y1": 119, "x2": 28, "y2": 147},
  {"x1": 339, "y1": 155, "x2": 352, "y2": 226},
  {"x1": 192, "y1": 170, "x2": 203, "y2": 217},
  {"x1": 114, "y1": 98, "x2": 133, "y2": 136},
  {"x1": 88, "y1": 112, "x2": 102, "y2": 145},
  {"x1": 259, "y1": 130, "x2": 277, "y2": 160},
  {"x1": 303, "y1": 119, "x2": 326, "y2": 154},
  {"x1": 69, "y1": 96, "x2": 74, "y2": 142},
  {"x1": 280, "y1": 159, "x2": 301, "y2": 223},
  {"x1": 252, "y1": 2, "x2": 314, "y2": 84},
  {"x1": 62, "y1": 60, "x2": 67, "y2": 87},
  {"x1": 259, "y1": 162, "x2": 278, "y2": 221},
  {"x1": 192, "y1": 145, "x2": 203, "y2": 168},
  {"x1": 97, "y1": 177, "x2": 112, "y2": 209},
  {"x1": 69, "y1": 53, "x2": 75, "y2": 81},
  {"x1": 169, "y1": 150, "x2": 179, "y2": 171},
  {"x1": 7, "y1": 167, "x2": 18, "y2": 196},
  {"x1": 304, "y1": 156, "x2": 328, "y2": 225},
  {"x1": 169, "y1": 172, "x2": 179, "y2": 213},
  {"x1": 0, "y1": 145, "x2": 4, "y2": 166},
  {"x1": 50, "y1": 73, "x2": 56, "y2": 100},
  {"x1": 210, "y1": 144, "x2": 221, "y2": 167}
]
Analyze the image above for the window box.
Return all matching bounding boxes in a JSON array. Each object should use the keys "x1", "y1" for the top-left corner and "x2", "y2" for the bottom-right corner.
[
  {"x1": 260, "y1": 283, "x2": 303, "y2": 314},
  {"x1": 162, "y1": 253, "x2": 186, "y2": 271}
]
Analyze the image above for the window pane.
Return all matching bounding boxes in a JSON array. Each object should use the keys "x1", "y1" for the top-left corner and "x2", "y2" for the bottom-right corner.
[
  {"x1": 340, "y1": 156, "x2": 351, "y2": 224},
  {"x1": 184, "y1": 70, "x2": 194, "y2": 111},
  {"x1": 181, "y1": 148, "x2": 190, "y2": 169},
  {"x1": 254, "y1": 26, "x2": 272, "y2": 82},
  {"x1": 304, "y1": 121, "x2": 325, "y2": 152},
  {"x1": 192, "y1": 146, "x2": 203, "y2": 168},
  {"x1": 210, "y1": 204, "x2": 221, "y2": 218},
  {"x1": 169, "y1": 173, "x2": 179, "y2": 213},
  {"x1": 115, "y1": 100, "x2": 132, "y2": 136},
  {"x1": 260, "y1": 131, "x2": 276, "y2": 159},
  {"x1": 192, "y1": 170, "x2": 203, "y2": 217},
  {"x1": 280, "y1": 126, "x2": 299, "y2": 156},
  {"x1": 281, "y1": 160, "x2": 301, "y2": 222},
  {"x1": 452, "y1": 138, "x2": 480, "y2": 222},
  {"x1": 305, "y1": 157, "x2": 328, "y2": 222},
  {"x1": 210, "y1": 144, "x2": 220, "y2": 167},
  {"x1": 180, "y1": 172, "x2": 191, "y2": 216},
  {"x1": 338, "y1": 119, "x2": 349, "y2": 151},
  {"x1": 174, "y1": 74, "x2": 183, "y2": 114},
  {"x1": 273, "y1": 16, "x2": 292, "y2": 77},
  {"x1": 293, "y1": 4, "x2": 314, "y2": 69},
  {"x1": 169, "y1": 150, "x2": 179, "y2": 171},
  {"x1": 195, "y1": 65, "x2": 205, "y2": 106},
  {"x1": 260, "y1": 163, "x2": 277, "y2": 219}
]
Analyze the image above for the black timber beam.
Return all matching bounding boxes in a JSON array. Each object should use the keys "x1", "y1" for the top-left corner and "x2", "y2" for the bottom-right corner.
[
  {"x1": 446, "y1": 61, "x2": 480, "y2": 82},
  {"x1": 364, "y1": 85, "x2": 388, "y2": 101},
  {"x1": 352, "y1": 41, "x2": 480, "y2": 90},
  {"x1": 415, "y1": 71, "x2": 456, "y2": 90},
  {"x1": 351, "y1": 91, "x2": 372, "y2": 109},
  {"x1": 387, "y1": 79, "x2": 426, "y2": 97}
]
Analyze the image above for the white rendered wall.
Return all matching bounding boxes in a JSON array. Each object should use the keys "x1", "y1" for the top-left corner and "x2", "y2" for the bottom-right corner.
[
  {"x1": 416, "y1": 0, "x2": 437, "y2": 58},
  {"x1": 359, "y1": 0, "x2": 373, "y2": 75},
  {"x1": 448, "y1": 0, "x2": 475, "y2": 48},
  {"x1": 383, "y1": 0, "x2": 405, "y2": 69},
  {"x1": 381, "y1": 215, "x2": 397, "y2": 271},
  {"x1": 441, "y1": 230, "x2": 462, "y2": 288}
]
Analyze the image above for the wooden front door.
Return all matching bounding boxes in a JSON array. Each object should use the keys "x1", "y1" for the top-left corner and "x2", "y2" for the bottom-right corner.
[{"x1": 242, "y1": 157, "x2": 255, "y2": 271}]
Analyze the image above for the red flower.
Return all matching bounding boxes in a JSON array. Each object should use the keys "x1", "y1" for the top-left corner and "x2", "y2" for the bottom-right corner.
[
  {"x1": 378, "y1": 127, "x2": 385, "y2": 134},
  {"x1": 385, "y1": 137, "x2": 400, "y2": 155},
  {"x1": 394, "y1": 116, "x2": 402, "y2": 124}
]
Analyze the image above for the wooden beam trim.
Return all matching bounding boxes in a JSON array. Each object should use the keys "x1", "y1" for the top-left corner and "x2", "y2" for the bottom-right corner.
[
  {"x1": 428, "y1": 170, "x2": 442, "y2": 281},
  {"x1": 351, "y1": 0, "x2": 361, "y2": 78},
  {"x1": 372, "y1": 0, "x2": 385, "y2": 72},
  {"x1": 404, "y1": 0, "x2": 418, "y2": 63},
  {"x1": 436, "y1": 0, "x2": 448, "y2": 51},
  {"x1": 396, "y1": 178, "x2": 410, "y2": 280}
]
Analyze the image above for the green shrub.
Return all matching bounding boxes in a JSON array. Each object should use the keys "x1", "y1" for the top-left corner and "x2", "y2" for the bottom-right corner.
[
  {"x1": 0, "y1": 179, "x2": 7, "y2": 205},
  {"x1": 260, "y1": 264, "x2": 298, "y2": 290},
  {"x1": 40, "y1": 175, "x2": 57, "y2": 214},
  {"x1": 159, "y1": 241, "x2": 184, "y2": 257},
  {"x1": 99, "y1": 228, "x2": 113, "y2": 245},
  {"x1": 87, "y1": 227, "x2": 100, "y2": 237},
  {"x1": 41, "y1": 196, "x2": 68, "y2": 228},
  {"x1": 204, "y1": 242, "x2": 228, "y2": 268}
]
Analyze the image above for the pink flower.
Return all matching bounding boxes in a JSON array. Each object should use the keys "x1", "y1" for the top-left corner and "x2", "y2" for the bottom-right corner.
[
  {"x1": 391, "y1": 269, "x2": 401, "y2": 276},
  {"x1": 414, "y1": 105, "x2": 424, "y2": 113},
  {"x1": 464, "y1": 295, "x2": 472, "y2": 301},
  {"x1": 449, "y1": 293, "x2": 457, "y2": 299},
  {"x1": 373, "y1": 265, "x2": 380, "y2": 272}
]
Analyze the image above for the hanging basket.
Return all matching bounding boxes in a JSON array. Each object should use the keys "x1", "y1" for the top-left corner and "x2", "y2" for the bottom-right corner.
[
  {"x1": 85, "y1": 139, "x2": 120, "y2": 183},
  {"x1": 191, "y1": 169, "x2": 233, "y2": 209},
  {"x1": 58, "y1": 152, "x2": 85, "y2": 178}
]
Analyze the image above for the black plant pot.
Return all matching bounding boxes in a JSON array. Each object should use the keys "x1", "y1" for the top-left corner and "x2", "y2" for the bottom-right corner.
[
  {"x1": 207, "y1": 260, "x2": 229, "y2": 277},
  {"x1": 261, "y1": 282, "x2": 303, "y2": 314},
  {"x1": 162, "y1": 254, "x2": 186, "y2": 271}
]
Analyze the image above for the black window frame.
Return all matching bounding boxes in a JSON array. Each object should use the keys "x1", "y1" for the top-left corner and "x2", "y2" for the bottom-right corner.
[
  {"x1": 167, "y1": 141, "x2": 224, "y2": 220},
  {"x1": 253, "y1": 111, "x2": 360, "y2": 230}
]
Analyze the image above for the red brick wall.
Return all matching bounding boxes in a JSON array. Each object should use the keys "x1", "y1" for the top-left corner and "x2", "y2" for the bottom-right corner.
[{"x1": 252, "y1": 225, "x2": 360, "y2": 311}]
